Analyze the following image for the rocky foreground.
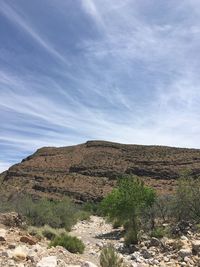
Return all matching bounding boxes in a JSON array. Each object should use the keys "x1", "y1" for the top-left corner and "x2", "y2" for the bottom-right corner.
[{"x1": 0, "y1": 213, "x2": 200, "y2": 267}]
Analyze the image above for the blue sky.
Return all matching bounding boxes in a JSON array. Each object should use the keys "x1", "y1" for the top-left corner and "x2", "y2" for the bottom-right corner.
[{"x1": 1, "y1": 0, "x2": 200, "y2": 172}]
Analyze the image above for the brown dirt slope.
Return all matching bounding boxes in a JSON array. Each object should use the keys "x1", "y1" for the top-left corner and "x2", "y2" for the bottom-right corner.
[{"x1": 1, "y1": 140, "x2": 200, "y2": 202}]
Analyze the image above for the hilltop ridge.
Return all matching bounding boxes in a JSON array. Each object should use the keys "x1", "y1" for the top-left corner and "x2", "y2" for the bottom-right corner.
[{"x1": 1, "y1": 140, "x2": 200, "y2": 202}]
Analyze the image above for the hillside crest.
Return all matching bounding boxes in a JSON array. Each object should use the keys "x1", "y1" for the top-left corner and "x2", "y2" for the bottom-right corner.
[{"x1": 1, "y1": 140, "x2": 200, "y2": 201}]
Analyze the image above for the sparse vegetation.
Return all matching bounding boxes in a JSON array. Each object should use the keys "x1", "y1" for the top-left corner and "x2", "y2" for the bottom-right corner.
[
  {"x1": 28, "y1": 225, "x2": 67, "y2": 240},
  {"x1": 100, "y1": 245, "x2": 128, "y2": 267},
  {"x1": 49, "y1": 233, "x2": 85, "y2": 254},
  {"x1": 0, "y1": 195, "x2": 91, "y2": 231},
  {"x1": 173, "y1": 174, "x2": 200, "y2": 222}
]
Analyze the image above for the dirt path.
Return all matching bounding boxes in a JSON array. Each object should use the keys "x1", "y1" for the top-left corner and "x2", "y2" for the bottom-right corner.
[{"x1": 70, "y1": 216, "x2": 123, "y2": 266}]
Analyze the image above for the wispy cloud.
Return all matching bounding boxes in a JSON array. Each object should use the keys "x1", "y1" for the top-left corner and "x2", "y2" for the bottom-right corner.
[
  {"x1": 0, "y1": 1, "x2": 66, "y2": 64},
  {"x1": 1, "y1": 0, "x2": 200, "y2": 172},
  {"x1": 81, "y1": 0, "x2": 105, "y2": 28}
]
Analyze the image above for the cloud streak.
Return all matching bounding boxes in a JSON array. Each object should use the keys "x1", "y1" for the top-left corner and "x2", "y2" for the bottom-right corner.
[
  {"x1": 0, "y1": 1, "x2": 66, "y2": 64},
  {"x1": 1, "y1": 0, "x2": 200, "y2": 172}
]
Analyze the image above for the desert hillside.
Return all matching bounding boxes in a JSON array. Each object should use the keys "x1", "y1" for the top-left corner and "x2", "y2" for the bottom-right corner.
[{"x1": 1, "y1": 140, "x2": 200, "y2": 202}]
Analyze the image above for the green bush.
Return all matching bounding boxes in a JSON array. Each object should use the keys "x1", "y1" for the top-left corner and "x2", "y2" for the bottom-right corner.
[
  {"x1": 100, "y1": 245, "x2": 128, "y2": 267},
  {"x1": 101, "y1": 176, "x2": 156, "y2": 244},
  {"x1": 173, "y1": 174, "x2": 200, "y2": 222},
  {"x1": 49, "y1": 234, "x2": 85, "y2": 254}
]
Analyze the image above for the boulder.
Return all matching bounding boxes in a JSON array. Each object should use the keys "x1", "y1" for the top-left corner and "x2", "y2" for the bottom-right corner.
[{"x1": 37, "y1": 256, "x2": 57, "y2": 267}]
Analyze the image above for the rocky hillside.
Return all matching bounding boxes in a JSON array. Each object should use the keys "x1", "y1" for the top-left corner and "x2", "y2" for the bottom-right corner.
[{"x1": 1, "y1": 140, "x2": 200, "y2": 202}]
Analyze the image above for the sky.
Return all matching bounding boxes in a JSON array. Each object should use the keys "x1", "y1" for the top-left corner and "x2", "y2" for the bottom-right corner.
[{"x1": 1, "y1": 0, "x2": 200, "y2": 172}]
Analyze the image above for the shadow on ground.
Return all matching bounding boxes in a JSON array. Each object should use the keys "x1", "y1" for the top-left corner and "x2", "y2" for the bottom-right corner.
[{"x1": 95, "y1": 229, "x2": 124, "y2": 240}]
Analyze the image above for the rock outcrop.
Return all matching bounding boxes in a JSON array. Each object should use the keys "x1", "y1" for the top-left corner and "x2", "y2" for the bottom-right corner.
[{"x1": 1, "y1": 140, "x2": 200, "y2": 202}]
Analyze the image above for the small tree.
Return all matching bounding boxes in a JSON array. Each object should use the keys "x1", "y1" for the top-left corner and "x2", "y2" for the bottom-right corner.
[{"x1": 101, "y1": 176, "x2": 156, "y2": 244}]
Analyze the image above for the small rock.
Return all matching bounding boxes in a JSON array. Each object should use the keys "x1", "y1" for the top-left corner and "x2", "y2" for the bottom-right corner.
[
  {"x1": 140, "y1": 248, "x2": 152, "y2": 259},
  {"x1": 8, "y1": 243, "x2": 16, "y2": 249},
  {"x1": 152, "y1": 259, "x2": 159, "y2": 265},
  {"x1": 20, "y1": 235, "x2": 37, "y2": 245},
  {"x1": 164, "y1": 256, "x2": 169, "y2": 262},
  {"x1": 81, "y1": 261, "x2": 98, "y2": 267},
  {"x1": 1, "y1": 250, "x2": 10, "y2": 257},
  {"x1": 27, "y1": 248, "x2": 38, "y2": 262},
  {"x1": 13, "y1": 246, "x2": 28, "y2": 261},
  {"x1": 149, "y1": 237, "x2": 161, "y2": 247},
  {"x1": 181, "y1": 236, "x2": 188, "y2": 241},
  {"x1": 180, "y1": 262, "x2": 187, "y2": 266},
  {"x1": 96, "y1": 242, "x2": 104, "y2": 248},
  {"x1": 0, "y1": 229, "x2": 7, "y2": 241},
  {"x1": 178, "y1": 248, "x2": 192, "y2": 259},
  {"x1": 37, "y1": 256, "x2": 57, "y2": 267}
]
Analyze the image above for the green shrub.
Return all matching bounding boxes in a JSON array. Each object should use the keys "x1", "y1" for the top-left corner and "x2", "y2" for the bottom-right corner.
[
  {"x1": 100, "y1": 245, "x2": 128, "y2": 267},
  {"x1": 49, "y1": 234, "x2": 85, "y2": 254},
  {"x1": 3, "y1": 195, "x2": 79, "y2": 230},
  {"x1": 173, "y1": 174, "x2": 200, "y2": 222}
]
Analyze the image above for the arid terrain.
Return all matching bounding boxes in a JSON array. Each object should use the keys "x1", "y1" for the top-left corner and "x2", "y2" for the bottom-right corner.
[
  {"x1": 0, "y1": 212, "x2": 200, "y2": 267},
  {"x1": 1, "y1": 140, "x2": 200, "y2": 202}
]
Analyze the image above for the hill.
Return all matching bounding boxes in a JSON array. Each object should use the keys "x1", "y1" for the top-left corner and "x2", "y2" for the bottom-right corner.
[{"x1": 1, "y1": 140, "x2": 200, "y2": 202}]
